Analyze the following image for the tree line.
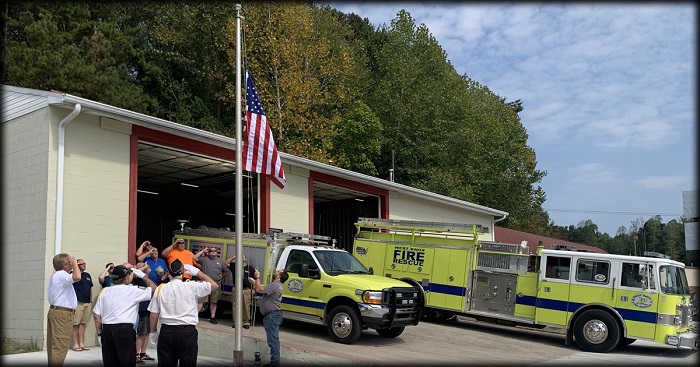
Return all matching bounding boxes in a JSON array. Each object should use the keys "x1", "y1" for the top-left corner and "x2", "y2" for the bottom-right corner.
[{"x1": 3, "y1": 1, "x2": 695, "y2": 264}]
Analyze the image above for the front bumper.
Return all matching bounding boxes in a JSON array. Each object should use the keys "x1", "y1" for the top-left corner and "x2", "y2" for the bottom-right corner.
[
  {"x1": 666, "y1": 331, "x2": 698, "y2": 349},
  {"x1": 358, "y1": 303, "x2": 418, "y2": 329}
]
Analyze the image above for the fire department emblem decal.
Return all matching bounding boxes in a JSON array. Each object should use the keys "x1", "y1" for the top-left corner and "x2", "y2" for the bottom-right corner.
[
  {"x1": 631, "y1": 294, "x2": 653, "y2": 308},
  {"x1": 287, "y1": 279, "x2": 304, "y2": 293}
]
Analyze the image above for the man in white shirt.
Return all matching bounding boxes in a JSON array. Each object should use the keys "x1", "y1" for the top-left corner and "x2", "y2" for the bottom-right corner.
[
  {"x1": 47, "y1": 253, "x2": 81, "y2": 367},
  {"x1": 148, "y1": 259, "x2": 218, "y2": 366},
  {"x1": 93, "y1": 264, "x2": 156, "y2": 367}
]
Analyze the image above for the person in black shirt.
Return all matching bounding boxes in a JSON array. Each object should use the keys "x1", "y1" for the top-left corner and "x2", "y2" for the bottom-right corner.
[
  {"x1": 224, "y1": 255, "x2": 256, "y2": 328},
  {"x1": 71, "y1": 259, "x2": 93, "y2": 351}
]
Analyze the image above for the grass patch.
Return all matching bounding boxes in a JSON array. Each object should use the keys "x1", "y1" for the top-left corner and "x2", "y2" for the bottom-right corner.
[{"x1": 1, "y1": 337, "x2": 41, "y2": 355}]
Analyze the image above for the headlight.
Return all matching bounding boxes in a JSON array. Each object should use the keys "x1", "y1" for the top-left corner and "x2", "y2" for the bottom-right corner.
[{"x1": 362, "y1": 291, "x2": 383, "y2": 305}]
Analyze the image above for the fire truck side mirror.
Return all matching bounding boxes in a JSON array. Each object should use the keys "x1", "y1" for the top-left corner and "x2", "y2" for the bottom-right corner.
[
  {"x1": 368, "y1": 267, "x2": 374, "y2": 275},
  {"x1": 299, "y1": 264, "x2": 319, "y2": 279}
]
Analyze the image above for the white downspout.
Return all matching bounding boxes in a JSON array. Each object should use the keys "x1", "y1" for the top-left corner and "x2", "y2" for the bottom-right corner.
[
  {"x1": 55, "y1": 104, "x2": 81, "y2": 255},
  {"x1": 492, "y1": 214, "x2": 508, "y2": 241},
  {"x1": 494, "y1": 214, "x2": 508, "y2": 224}
]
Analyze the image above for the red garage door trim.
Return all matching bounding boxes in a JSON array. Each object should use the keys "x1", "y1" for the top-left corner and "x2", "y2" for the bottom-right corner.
[{"x1": 128, "y1": 126, "x2": 271, "y2": 258}]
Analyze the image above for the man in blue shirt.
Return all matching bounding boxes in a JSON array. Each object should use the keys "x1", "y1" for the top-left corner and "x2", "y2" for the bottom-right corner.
[
  {"x1": 140, "y1": 247, "x2": 168, "y2": 285},
  {"x1": 98, "y1": 263, "x2": 114, "y2": 288}
]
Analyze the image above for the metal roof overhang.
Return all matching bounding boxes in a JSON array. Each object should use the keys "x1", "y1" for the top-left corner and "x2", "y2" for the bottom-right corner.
[{"x1": 4, "y1": 85, "x2": 508, "y2": 219}]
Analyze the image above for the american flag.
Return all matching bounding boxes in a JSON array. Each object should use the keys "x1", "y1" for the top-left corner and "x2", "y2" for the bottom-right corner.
[{"x1": 243, "y1": 71, "x2": 286, "y2": 189}]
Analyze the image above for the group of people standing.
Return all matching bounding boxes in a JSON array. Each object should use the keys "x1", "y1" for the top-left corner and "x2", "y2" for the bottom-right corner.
[{"x1": 47, "y1": 238, "x2": 288, "y2": 367}]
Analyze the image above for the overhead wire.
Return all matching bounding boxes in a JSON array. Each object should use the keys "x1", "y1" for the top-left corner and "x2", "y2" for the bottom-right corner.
[{"x1": 545, "y1": 208, "x2": 682, "y2": 216}]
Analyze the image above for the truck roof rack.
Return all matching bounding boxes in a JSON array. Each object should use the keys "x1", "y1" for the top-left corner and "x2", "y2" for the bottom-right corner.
[
  {"x1": 355, "y1": 217, "x2": 488, "y2": 234},
  {"x1": 174, "y1": 227, "x2": 267, "y2": 240},
  {"x1": 274, "y1": 232, "x2": 333, "y2": 245}
]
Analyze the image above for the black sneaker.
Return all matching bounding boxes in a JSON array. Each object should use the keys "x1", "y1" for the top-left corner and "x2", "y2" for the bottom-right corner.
[{"x1": 210, "y1": 318, "x2": 218, "y2": 324}]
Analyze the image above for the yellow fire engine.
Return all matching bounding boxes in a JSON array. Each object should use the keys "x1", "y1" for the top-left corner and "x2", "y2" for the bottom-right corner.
[{"x1": 352, "y1": 217, "x2": 697, "y2": 352}]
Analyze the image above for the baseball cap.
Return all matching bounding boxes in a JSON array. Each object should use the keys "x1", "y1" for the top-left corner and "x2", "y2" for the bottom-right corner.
[
  {"x1": 111, "y1": 265, "x2": 131, "y2": 280},
  {"x1": 169, "y1": 259, "x2": 183, "y2": 277}
]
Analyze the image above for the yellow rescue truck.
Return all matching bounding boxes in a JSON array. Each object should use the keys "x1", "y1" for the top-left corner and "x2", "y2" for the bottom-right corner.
[
  {"x1": 174, "y1": 227, "x2": 424, "y2": 343},
  {"x1": 352, "y1": 218, "x2": 697, "y2": 352}
]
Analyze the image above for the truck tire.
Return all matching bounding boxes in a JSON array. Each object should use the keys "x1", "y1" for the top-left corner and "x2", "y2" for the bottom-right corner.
[
  {"x1": 618, "y1": 337, "x2": 636, "y2": 347},
  {"x1": 376, "y1": 327, "x2": 405, "y2": 338},
  {"x1": 327, "y1": 305, "x2": 362, "y2": 344},
  {"x1": 424, "y1": 308, "x2": 457, "y2": 322},
  {"x1": 573, "y1": 309, "x2": 621, "y2": 353}
]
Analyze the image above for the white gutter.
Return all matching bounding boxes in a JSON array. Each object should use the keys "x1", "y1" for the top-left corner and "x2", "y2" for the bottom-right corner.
[
  {"x1": 494, "y1": 214, "x2": 508, "y2": 223},
  {"x1": 54, "y1": 104, "x2": 81, "y2": 255}
]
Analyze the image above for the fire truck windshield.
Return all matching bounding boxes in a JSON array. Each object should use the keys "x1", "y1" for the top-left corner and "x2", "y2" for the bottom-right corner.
[
  {"x1": 315, "y1": 250, "x2": 369, "y2": 275},
  {"x1": 658, "y1": 265, "x2": 690, "y2": 295}
]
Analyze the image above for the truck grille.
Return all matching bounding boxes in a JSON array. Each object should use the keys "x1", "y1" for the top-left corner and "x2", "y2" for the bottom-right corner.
[{"x1": 385, "y1": 287, "x2": 422, "y2": 326}]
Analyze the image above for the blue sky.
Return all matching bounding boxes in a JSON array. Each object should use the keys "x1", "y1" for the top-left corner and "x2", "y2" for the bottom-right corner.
[{"x1": 329, "y1": 3, "x2": 696, "y2": 236}]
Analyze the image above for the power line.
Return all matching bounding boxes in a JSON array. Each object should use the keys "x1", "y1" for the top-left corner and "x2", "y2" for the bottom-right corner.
[{"x1": 544, "y1": 208, "x2": 682, "y2": 216}]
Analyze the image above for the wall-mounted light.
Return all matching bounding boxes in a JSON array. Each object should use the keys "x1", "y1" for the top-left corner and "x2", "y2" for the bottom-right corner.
[
  {"x1": 354, "y1": 198, "x2": 365, "y2": 202},
  {"x1": 137, "y1": 190, "x2": 159, "y2": 195},
  {"x1": 181, "y1": 183, "x2": 199, "y2": 188}
]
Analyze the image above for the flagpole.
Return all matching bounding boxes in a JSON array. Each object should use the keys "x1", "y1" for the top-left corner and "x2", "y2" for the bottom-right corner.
[{"x1": 234, "y1": 3, "x2": 244, "y2": 366}]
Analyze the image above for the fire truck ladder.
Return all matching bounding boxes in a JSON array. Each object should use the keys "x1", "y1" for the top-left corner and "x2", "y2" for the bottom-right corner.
[{"x1": 355, "y1": 217, "x2": 487, "y2": 238}]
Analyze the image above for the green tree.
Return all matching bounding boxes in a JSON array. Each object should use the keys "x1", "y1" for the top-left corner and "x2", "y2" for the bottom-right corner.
[
  {"x1": 330, "y1": 100, "x2": 382, "y2": 176},
  {"x1": 133, "y1": 2, "x2": 237, "y2": 134},
  {"x1": 3, "y1": 2, "x2": 155, "y2": 112},
  {"x1": 234, "y1": 2, "x2": 364, "y2": 162}
]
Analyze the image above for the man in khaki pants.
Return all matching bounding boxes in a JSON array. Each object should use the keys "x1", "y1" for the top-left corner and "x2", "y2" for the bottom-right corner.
[
  {"x1": 224, "y1": 255, "x2": 256, "y2": 328},
  {"x1": 47, "y1": 253, "x2": 81, "y2": 366}
]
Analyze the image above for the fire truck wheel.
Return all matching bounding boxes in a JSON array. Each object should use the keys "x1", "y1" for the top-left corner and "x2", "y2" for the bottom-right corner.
[
  {"x1": 376, "y1": 326, "x2": 405, "y2": 338},
  {"x1": 573, "y1": 309, "x2": 621, "y2": 353},
  {"x1": 327, "y1": 305, "x2": 362, "y2": 344}
]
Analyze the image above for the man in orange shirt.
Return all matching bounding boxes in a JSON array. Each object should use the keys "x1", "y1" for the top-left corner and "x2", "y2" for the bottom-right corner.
[
  {"x1": 161, "y1": 238, "x2": 199, "y2": 280},
  {"x1": 161, "y1": 238, "x2": 205, "y2": 311}
]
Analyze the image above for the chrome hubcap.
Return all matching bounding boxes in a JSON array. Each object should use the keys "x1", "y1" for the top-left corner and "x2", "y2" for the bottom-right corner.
[
  {"x1": 332, "y1": 313, "x2": 352, "y2": 338},
  {"x1": 583, "y1": 319, "x2": 608, "y2": 344}
]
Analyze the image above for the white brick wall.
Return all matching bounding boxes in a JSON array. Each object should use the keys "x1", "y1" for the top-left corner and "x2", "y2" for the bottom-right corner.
[
  {"x1": 1, "y1": 109, "x2": 133, "y2": 348},
  {"x1": 1, "y1": 107, "x2": 52, "y2": 344},
  {"x1": 270, "y1": 164, "x2": 310, "y2": 233},
  {"x1": 389, "y1": 191, "x2": 496, "y2": 241}
]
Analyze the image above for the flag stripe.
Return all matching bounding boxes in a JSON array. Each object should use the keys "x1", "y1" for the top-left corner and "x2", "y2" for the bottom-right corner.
[{"x1": 243, "y1": 71, "x2": 286, "y2": 189}]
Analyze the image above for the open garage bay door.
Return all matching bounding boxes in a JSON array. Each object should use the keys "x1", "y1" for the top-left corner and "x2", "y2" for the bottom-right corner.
[
  {"x1": 313, "y1": 182, "x2": 379, "y2": 250},
  {"x1": 136, "y1": 142, "x2": 258, "y2": 246}
]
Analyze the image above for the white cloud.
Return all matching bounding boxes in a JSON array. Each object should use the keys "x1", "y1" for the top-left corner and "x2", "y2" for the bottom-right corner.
[
  {"x1": 567, "y1": 163, "x2": 618, "y2": 185},
  {"x1": 635, "y1": 176, "x2": 689, "y2": 189}
]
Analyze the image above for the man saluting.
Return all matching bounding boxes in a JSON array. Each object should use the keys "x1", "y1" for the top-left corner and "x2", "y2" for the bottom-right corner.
[{"x1": 148, "y1": 259, "x2": 219, "y2": 366}]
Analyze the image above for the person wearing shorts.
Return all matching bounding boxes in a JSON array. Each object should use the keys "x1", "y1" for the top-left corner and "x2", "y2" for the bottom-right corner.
[
  {"x1": 194, "y1": 247, "x2": 229, "y2": 324},
  {"x1": 71, "y1": 259, "x2": 93, "y2": 351},
  {"x1": 133, "y1": 262, "x2": 155, "y2": 363}
]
